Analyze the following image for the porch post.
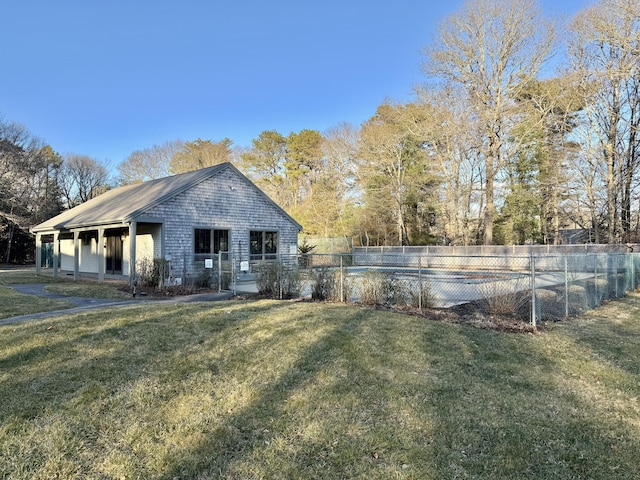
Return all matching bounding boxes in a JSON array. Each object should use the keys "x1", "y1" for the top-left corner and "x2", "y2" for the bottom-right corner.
[
  {"x1": 98, "y1": 228, "x2": 105, "y2": 282},
  {"x1": 73, "y1": 231, "x2": 80, "y2": 281},
  {"x1": 53, "y1": 232, "x2": 59, "y2": 278},
  {"x1": 35, "y1": 233, "x2": 42, "y2": 275},
  {"x1": 129, "y1": 221, "x2": 137, "y2": 284}
]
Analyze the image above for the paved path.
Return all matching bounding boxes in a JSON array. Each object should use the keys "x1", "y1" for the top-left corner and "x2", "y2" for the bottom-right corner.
[{"x1": 1, "y1": 284, "x2": 234, "y2": 326}]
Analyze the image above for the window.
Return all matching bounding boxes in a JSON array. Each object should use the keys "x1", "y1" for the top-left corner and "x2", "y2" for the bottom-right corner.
[
  {"x1": 213, "y1": 229, "x2": 229, "y2": 253},
  {"x1": 194, "y1": 229, "x2": 229, "y2": 255},
  {"x1": 194, "y1": 229, "x2": 211, "y2": 254},
  {"x1": 81, "y1": 232, "x2": 97, "y2": 246},
  {"x1": 250, "y1": 231, "x2": 278, "y2": 260}
]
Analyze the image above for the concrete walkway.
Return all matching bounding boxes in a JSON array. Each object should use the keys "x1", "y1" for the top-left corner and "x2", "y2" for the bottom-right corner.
[{"x1": 1, "y1": 284, "x2": 234, "y2": 326}]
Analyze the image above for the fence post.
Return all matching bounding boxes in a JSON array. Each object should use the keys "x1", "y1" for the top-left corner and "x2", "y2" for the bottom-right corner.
[
  {"x1": 218, "y1": 250, "x2": 222, "y2": 292},
  {"x1": 231, "y1": 249, "x2": 236, "y2": 296},
  {"x1": 564, "y1": 255, "x2": 569, "y2": 318},
  {"x1": 594, "y1": 255, "x2": 598, "y2": 304},
  {"x1": 530, "y1": 253, "x2": 537, "y2": 327},
  {"x1": 279, "y1": 254, "x2": 283, "y2": 300},
  {"x1": 340, "y1": 255, "x2": 344, "y2": 302},
  {"x1": 418, "y1": 256, "x2": 423, "y2": 313},
  {"x1": 614, "y1": 253, "x2": 618, "y2": 298}
]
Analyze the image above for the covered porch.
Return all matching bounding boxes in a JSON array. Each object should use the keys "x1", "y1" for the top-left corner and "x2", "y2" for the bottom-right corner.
[{"x1": 34, "y1": 221, "x2": 163, "y2": 283}]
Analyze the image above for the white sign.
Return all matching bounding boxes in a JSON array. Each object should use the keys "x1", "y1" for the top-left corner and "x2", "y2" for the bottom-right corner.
[
  {"x1": 204, "y1": 258, "x2": 213, "y2": 269},
  {"x1": 240, "y1": 261, "x2": 249, "y2": 272}
]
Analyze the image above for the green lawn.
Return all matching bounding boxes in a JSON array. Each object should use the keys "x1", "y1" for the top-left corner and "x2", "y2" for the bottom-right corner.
[{"x1": 1, "y1": 289, "x2": 639, "y2": 478}]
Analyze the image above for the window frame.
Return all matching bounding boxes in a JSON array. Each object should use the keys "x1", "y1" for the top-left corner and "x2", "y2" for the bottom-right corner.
[
  {"x1": 194, "y1": 228, "x2": 212, "y2": 255},
  {"x1": 194, "y1": 228, "x2": 230, "y2": 258},
  {"x1": 249, "y1": 230, "x2": 278, "y2": 261}
]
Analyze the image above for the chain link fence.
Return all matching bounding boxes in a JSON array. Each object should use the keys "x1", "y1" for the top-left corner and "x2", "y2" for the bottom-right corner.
[
  {"x1": 165, "y1": 248, "x2": 640, "y2": 327},
  {"x1": 531, "y1": 253, "x2": 640, "y2": 324},
  {"x1": 237, "y1": 251, "x2": 640, "y2": 326},
  {"x1": 192, "y1": 251, "x2": 234, "y2": 292}
]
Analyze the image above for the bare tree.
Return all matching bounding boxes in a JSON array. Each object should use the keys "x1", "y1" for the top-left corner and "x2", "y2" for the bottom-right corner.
[
  {"x1": 1, "y1": 117, "x2": 62, "y2": 262},
  {"x1": 292, "y1": 123, "x2": 361, "y2": 238},
  {"x1": 568, "y1": 0, "x2": 640, "y2": 242},
  {"x1": 117, "y1": 140, "x2": 181, "y2": 184},
  {"x1": 416, "y1": 85, "x2": 486, "y2": 245},
  {"x1": 59, "y1": 154, "x2": 109, "y2": 208},
  {"x1": 422, "y1": 0, "x2": 556, "y2": 244},
  {"x1": 321, "y1": 122, "x2": 360, "y2": 236}
]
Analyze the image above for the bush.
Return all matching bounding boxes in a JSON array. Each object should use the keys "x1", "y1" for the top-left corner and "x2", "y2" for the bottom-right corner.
[
  {"x1": 309, "y1": 267, "x2": 337, "y2": 301},
  {"x1": 217, "y1": 271, "x2": 232, "y2": 291},
  {"x1": 310, "y1": 267, "x2": 331, "y2": 301},
  {"x1": 409, "y1": 278, "x2": 436, "y2": 309},
  {"x1": 255, "y1": 262, "x2": 301, "y2": 299},
  {"x1": 385, "y1": 275, "x2": 410, "y2": 305},
  {"x1": 309, "y1": 267, "x2": 353, "y2": 302},
  {"x1": 136, "y1": 257, "x2": 171, "y2": 289},
  {"x1": 358, "y1": 270, "x2": 412, "y2": 306},
  {"x1": 359, "y1": 270, "x2": 385, "y2": 305},
  {"x1": 193, "y1": 268, "x2": 212, "y2": 289},
  {"x1": 478, "y1": 275, "x2": 530, "y2": 317}
]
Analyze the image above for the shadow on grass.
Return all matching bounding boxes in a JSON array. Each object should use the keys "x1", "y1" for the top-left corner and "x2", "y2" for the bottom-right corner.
[
  {"x1": 2, "y1": 296, "x2": 640, "y2": 479},
  {"x1": 161, "y1": 305, "x2": 375, "y2": 479},
  {"x1": 0, "y1": 301, "x2": 294, "y2": 423},
  {"x1": 559, "y1": 294, "x2": 640, "y2": 378},
  {"x1": 422, "y1": 318, "x2": 640, "y2": 479}
]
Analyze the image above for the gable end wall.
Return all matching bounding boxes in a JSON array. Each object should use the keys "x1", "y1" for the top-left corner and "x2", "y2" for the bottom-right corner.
[{"x1": 144, "y1": 168, "x2": 300, "y2": 277}]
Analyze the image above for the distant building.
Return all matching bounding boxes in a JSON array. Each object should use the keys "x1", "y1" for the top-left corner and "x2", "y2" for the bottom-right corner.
[{"x1": 554, "y1": 229, "x2": 593, "y2": 245}]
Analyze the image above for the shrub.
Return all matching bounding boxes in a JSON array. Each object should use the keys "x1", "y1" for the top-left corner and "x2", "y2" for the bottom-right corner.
[
  {"x1": 136, "y1": 257, "x2": 171, "y2": 289},
  {"x1": 359, "y1": 270, "x2": 386, "y2": 305},
  {"x1": 309, "y1": 267, "x2": 353, "y2": 302},
  {"x1": 217, "y1": 271, "x2": 232, "y2": 291},
  {"x1": 310, "y1": 267, "x2": 338, "y2": 301},
  {"x1": 385, "y1": 275, "x2": 410, "y2": 305},
  {"x1": 409, "y1": 278, "x2": 436, "y2": 309},
  {"x1": 478, "y1": 275, "x2": 530, "y2": 317},
  {"x1": 193, "y1": 268, "x2": 212, "y2": 289},
  {"x1": 255, "y1": 262, "x2": 300, "y2": 299},
  {"x1": 358, "y1": 270, "x2": 411, "y2": 306},
  {"x1": 310, "y1": 267, "x2": 329, "y2": 301}
]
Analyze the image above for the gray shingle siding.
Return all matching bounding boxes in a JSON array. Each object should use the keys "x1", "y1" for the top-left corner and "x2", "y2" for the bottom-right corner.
[
  {"x1": 145, "y1": 167, "x2": 300, "y2": 277},
  {"x1": 32, "y1": 163, "x2": 300, "y2": 281}
]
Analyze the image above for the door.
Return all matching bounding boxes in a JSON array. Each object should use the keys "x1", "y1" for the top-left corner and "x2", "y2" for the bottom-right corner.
[
  {"x1": 41, "y1": 242, "x2": 54, "y2": 268},
  {"x1": 106, "y1": 235, "x2": 123, "y2": 274}
]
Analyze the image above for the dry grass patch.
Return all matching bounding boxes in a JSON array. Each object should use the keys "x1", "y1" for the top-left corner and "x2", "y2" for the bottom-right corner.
[
  {"x1": 0, "y1": 268, "x2": 64, "y2": 285},
  {"x1": 0, "y1": 269, "x2": 130, "y2": 319},
  {"x1": 0, "y1": 286, "x2": 74, "y2": 319},
  {"x1": 43, "y1": 282, "x2": 131, "y2": 300},
  {"x1": 0, "y1": 296, "x2": 640, "y2": 479}
]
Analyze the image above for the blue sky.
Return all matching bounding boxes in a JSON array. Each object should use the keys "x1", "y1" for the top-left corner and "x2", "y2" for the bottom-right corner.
[{"x1": 2, "y1": 0, "x2": 586, "y2": 165}]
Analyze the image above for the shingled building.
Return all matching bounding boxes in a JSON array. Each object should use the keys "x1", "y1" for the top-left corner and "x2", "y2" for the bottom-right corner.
[{"x1": 31, "y1": 163, "x2": 302, "y2": 283}]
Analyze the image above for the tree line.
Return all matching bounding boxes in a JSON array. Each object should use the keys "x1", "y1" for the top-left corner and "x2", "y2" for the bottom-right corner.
[{"x1": 1, "y1": 0, "x2": 638, "y2": 262}]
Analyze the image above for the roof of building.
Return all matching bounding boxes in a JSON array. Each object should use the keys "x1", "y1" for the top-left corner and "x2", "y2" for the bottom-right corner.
[{"x1": 31, "y1": 162, "x2": 302, "y2": 233}]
